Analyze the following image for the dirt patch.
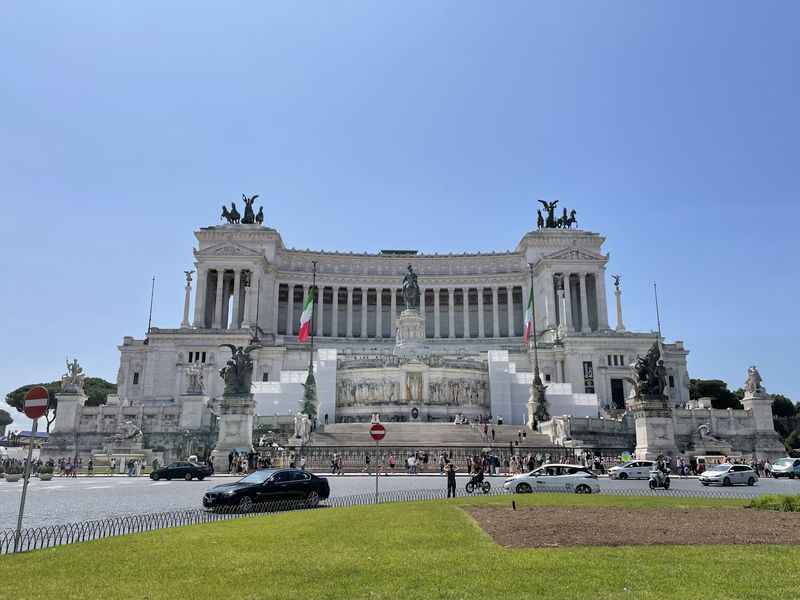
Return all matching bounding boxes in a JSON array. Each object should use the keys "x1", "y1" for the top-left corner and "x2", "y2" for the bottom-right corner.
[{"x1": 466, "y1": 506, "x2": 800, "y2": 548}]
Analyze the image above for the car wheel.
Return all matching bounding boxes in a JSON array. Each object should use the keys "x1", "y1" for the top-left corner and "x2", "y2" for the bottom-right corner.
[
  {"x1": 305, "y1": 491, "x2": 320, "y2": 507},
  {"x1": 575, "y1": 484, "x2": 592, "y2": 494},
  {"x1": 701, "y1": 482, "x2": 709, "y2": 486},
  {"x1": 747, "y1": 477, "x2": 756, "y2": 486},
  {"x1": 165, "y1": 477, "x2": 171, "y2": 481},
  {"x1": 723, "y1": 477, "x2": 731, "y2": 487},
  {"x1": 197, "y1": 476, "x2": 205, "y2": 481},
  {"x1": 184, "y1": 473, "x2": 193, "y2": 481},
  {"x1": 516, "y1": 482, "x2": 532, "y2": 494},
  {"x1": 238, "y1": 496, "x2": 254, "y2": 511},
  {"x1": 618, "y1": 472, "x2": 628, "y2": 480},
  {"x1": 151, "y1": 474, "x2": 159, "y2": 481}
]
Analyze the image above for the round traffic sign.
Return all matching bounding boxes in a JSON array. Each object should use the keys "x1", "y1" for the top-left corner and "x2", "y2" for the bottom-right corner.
[
  {"x1": 23, "y1": 386, "x2": 50, "y2": 420},
  {"x1": 369, "y1": 423, "x2": 386, "y2": 441}
]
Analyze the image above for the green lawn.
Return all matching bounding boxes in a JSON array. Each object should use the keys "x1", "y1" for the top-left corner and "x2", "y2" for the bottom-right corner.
[{"x1": 1, "y1": 494, "x2": 796, "y2": 600}]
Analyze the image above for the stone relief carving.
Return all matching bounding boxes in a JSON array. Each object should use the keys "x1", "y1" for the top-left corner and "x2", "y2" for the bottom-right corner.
[{"x1": 185, "y1": 363, "x2": 204, "y2": 395}]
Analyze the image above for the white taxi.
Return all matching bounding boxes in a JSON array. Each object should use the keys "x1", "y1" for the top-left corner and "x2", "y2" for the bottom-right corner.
[
  {"x1": 504, "y1": 463, "x2": 600, "y2": 494},
  {"x1": 608, "y1": 460, "x2": 655, "y2": 480}
]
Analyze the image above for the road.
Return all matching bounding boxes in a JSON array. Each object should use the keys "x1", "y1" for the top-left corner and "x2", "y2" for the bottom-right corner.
[{"x1": 2, "y1": 473, "x2": 798, "y2": 530}]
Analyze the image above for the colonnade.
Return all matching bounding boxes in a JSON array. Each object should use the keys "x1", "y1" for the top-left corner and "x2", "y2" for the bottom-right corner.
[
  {"x1": 191, "y1": 267, "x2": 256, "y2": 330},
  {"x1": 548, "y1": 271, "x2": 609, "y2": 333},
  {"x1": 275, "y1": 283, "x2": 527, "y2": 339}
]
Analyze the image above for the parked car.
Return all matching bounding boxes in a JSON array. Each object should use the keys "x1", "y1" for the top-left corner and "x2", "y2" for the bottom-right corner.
[
  {"x1": 699, "y1": 463, "x2": 758, "y2": 486},
  {"x1": 771, "y1": 458, "x2": 800, "y2": 478},
  {"x1": 203, "y1": 468, "x2": 330, "y2": 509},
  {"x1": 608, "y1": 460, "x2": 654, "y2": 480},
  {"x1": 150, "y1": 461, "x2": 212, "y2": 481},
  {"x1": 503, "y1": 463, "x2": 599, "y2": 494}
]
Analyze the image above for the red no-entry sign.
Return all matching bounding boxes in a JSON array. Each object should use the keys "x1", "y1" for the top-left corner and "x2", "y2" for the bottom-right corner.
[
  {"x1": 24, "y1": 386, "x2": 49, "y2": 420},
  {"x1": 370, "y1": 423, "x2": 386, "y2": 442}
]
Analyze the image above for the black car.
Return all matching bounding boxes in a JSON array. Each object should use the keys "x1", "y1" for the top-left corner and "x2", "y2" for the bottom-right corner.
[
  {"x1": 150, "y1": 461, "x2": 212, "y2": 481},
  {"x1": 203, "y1": 469, "x2": 330, "y2": 510}
]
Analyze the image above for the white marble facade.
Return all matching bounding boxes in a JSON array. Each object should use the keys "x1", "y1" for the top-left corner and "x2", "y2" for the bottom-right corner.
[{"x1": 113, "y1": 221, "x2": 691, "y2": 426}]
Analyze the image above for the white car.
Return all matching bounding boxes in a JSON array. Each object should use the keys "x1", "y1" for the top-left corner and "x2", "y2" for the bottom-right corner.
[
  {"x1": 503, "y1": 463, "x2": 600, "y2": 494},
  {"x1": 608, "y1": 460, "x2": 655, "y2": 480},
  {"x1": 699, "y1": 463, "x2": 759, "y2": 487}
]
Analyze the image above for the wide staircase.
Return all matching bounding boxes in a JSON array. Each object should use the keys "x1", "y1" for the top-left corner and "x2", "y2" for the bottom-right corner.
[{"x1": 310, "y1": 423, "x2": 553, "y2": 448}]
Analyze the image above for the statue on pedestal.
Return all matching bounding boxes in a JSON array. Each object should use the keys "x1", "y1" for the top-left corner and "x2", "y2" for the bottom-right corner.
[
  {"x1": 221, "y1": 202, "x2": 241, "y2": 224},
  {"x1": 218, "y1": 343, "x2": 261, "y2": 395},
  {"x1": 627, "y1": 343, "x2": 667, "y2": 399},
  {"x1": 185, "y1": 364, "x2": 204, "y2": 395},
  {"x1": 744, "y1": 366, "x2": 765, "y2": 395},
  {"x1": 402, "y1": 265, "x2": 420, "y2": 310},
  {"x1": 61, "y1": 358, "x2": 86, "y2": 394}
]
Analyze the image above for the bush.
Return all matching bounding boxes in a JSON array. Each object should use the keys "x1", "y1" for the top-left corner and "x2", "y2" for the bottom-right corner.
[
  {"x1": 38, "y1": 464, "x2": 54, "y2": 475},
  {"x1": 748, "y1": 494, "x2": 800, "y2": 512},
  {"x1": 5, "y1": 464, "x2": 23, "y2": 475}
]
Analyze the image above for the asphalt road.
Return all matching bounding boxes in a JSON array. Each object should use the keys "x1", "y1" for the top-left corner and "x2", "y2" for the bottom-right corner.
[{"x1": 2, "y1": 474, "x2": 799, "y2": 530}]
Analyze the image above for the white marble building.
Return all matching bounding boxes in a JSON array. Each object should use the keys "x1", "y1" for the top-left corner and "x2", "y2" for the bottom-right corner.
[{"x1": 113, "y1": 216, "x2": 691, "y2": 431}]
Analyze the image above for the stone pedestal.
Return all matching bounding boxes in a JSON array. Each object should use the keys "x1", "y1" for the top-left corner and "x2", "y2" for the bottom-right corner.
[
  {"x1": 211, "y1": 393, "x2": 255, "y2": 472},
  {"x1": 52, "y1": 392, "x2": 88, "y2": 433},
  {"x1": 632, "y1": 396, "x2": 677, "y2": 460},
  {"x1": 741, "y1": 391, "x2": 785, "y2": 458},
  {"x1": 393, "y1": 309, "x2": 430, "y2": 357},
  {"x1": 179, "y1": 394, "x2": 209, "y2": 430}
]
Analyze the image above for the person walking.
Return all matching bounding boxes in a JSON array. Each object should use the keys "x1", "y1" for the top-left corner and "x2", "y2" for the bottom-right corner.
[
  {"x1": 445, "y1": 462, "x2": 458, "y2": 498},
  {"x1": 388, "y1": 453, "x2": 396, "y2": 473}
]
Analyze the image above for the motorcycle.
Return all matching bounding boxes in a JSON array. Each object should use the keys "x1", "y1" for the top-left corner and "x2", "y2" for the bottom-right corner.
[
  {"x1": 648, "y1": 469, "x2": 671, "y2": 490},
  {"x1": 465, "y1": 478, "x2": 491, "y2": 494}
]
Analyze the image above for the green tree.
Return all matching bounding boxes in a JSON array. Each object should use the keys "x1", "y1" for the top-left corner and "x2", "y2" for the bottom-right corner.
[
  {"x1": 772, "y1": 394, "x2": 796, "y2": 418},
  {"x1": 5, "y1": 377, "x2": 116, "y2": 432},
  {"x1": 688, "y1": 379, "x2": 743, "y2": 410},
  {"x1": 300, "y1": 371, "x2": 317, "y2": 417},
  {"x1": 0, "y1": 408, "x2": 12, "y2": 436}
]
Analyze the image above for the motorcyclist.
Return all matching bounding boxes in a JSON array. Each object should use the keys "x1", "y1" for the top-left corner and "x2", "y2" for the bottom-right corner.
[
  {"x1": 653, "y1": 454, "x2": 670, "y2": 486},
  {"x1": 468, "y1": 463, "x2": 484, "y2": 489}
]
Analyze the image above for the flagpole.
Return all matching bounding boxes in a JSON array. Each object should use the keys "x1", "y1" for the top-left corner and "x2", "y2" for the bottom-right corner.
[
  {"x1": 653, "y1": 281, "x2": 664, "y2": 357},
  {"x1": 308, "y1": 261, "x2": 317, "y2": 374},
  {"x1": 528, "y1": 264, "x2": 541, "y2": 382}
]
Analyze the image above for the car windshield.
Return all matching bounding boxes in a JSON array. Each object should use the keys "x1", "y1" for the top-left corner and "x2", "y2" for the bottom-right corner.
[
  {"x1": 774, "y1": 458, "x2": 793, "y2": 466},
  {"x1": 238, "y1": 470, "x2": 275, "y2": 484},
  {"x1": 707, "y1": 464, "x2": 730, "y2": 472}
]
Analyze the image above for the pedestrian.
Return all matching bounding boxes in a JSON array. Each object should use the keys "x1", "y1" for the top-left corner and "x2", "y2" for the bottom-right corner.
[
  {"x1": 445, "y1": 462, "x2": 458, "y2": 498},
  {"x1": 765, "y1": 459, "x2": 772, "y2": 478},
  {"x1": 300, "y1": 456, "x2": 307, "y2": 471},
  {"x1": 87, "y1": 457, "x2": 94, "y2": 476},
  {"x1": 491, "y1": 427, "x2": 495, "y2": 442},
  {"x1": 363, "y1": 453, "x2": 371, "y2": 474},
  {"x1": 388, "y1": 453, "x2": 396, "y2": 473}
]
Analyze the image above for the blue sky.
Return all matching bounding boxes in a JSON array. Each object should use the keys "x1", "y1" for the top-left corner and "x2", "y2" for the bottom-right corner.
[{"x1": 2, "y1": 3, "x2": 798, "y2": 429}]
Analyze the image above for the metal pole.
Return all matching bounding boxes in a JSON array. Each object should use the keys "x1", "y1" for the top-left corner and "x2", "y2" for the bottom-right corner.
[
  {"x1": 14, "y1": 418, "x2": 38, "y2": 553},
  {"x1": 308, "y1": 261, "x2": 317, "y2": 373},
  {"x1": 653, "y1": 282, "x2": 664, "y2": 356},
  {"x1": 374, "y1": 439, "x2": 379, "y2": 504},
  {"x1": 146, "y1": 276, "x2": 156, "y2": 337},
  {"x1": 528, "y1": 264, "x2": 541, "y2": 382}
]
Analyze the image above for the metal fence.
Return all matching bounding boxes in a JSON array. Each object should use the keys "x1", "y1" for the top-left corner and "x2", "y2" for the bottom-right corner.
[{"x1": 0, "y1": 485, "x2": 761, "y2": 556}]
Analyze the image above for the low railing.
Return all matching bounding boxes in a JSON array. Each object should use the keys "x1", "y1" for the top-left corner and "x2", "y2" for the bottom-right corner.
[{"x1": 0, "y1": 485, "x2": 759, "y2": 555}]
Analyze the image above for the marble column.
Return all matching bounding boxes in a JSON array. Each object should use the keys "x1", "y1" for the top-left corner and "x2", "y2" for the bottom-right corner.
[
  {"x1": 389, "y1": 288, "x2": 397, "y2": 334},
  {"x1": 266, "y1": 275, "x2": 277, "y2": 332},
  {"x1": 375, "y1": 287, "x2": 382, "y2": 338},
  {"x1": 316, "y1": 285, "x2": 324, "y2": 337},
  {"x1": 230, "y1": 270, "x2": 242, "y2": 329},
  {"x1": 212, "y1": 269, "x2": 225, "y2": 329},
  {"x1": 580, "y1": 273, "x2": 591, "y2": 333},
  {"x1": 562, "y1": 274, "x2": 574, "y2": 332},
  {"x1": 477, "y1": 287, "x2": 485, "y2": 337},
  {"x1": 360, "y1": 288, "x2": 367, "y2": 338},
  {"x1": 434, "y1": 288, "x2": 441, "y2": 338},
  {"x1": 546, "y1": 272, "x2": 557, "y2": 329},
  {"x1": 615, "y1": 283, "x2": 626, "y2": 332},
  {"x1": 506, "y1": 285, "x2": 515, "y2": 337},
  {"x1": 332, "y1": 286, "x2": 339, "y2": 337},
  {"x1": 286, "y1": 283, "x2": 295, "y2": 336},
  {"x1": 192, "y1": 269, "x2": 207, "y2": 328},
  {"x1": 241, "y1": 280, "x2": 252, "y2": 329},
  {"x1": 346, "y1": 287, "x2": 354, "y2": 337},
  {"x1": 596, "y1": 271, "x2": 610, "y2": 330},
  {"x1": 492, "y1": 287, "x2": 500, "y2": 338},
  {"x1": 448, "y1": 287, "x2": 455, "y2": 338},
  {"x1": 302, "y1": 285, "x2": 309, "y2": 336},
  {"x1": 462, "y1": 287, "x2": 470, "y2": 338},
  {"x1": 419, "y1": 287, "x2": 426, "y2": 337},
  {"x1": 181, "y1": 272, "x2": 193, "y2": 328}
]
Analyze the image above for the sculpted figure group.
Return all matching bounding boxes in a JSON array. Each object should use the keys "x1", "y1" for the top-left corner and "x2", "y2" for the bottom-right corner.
[
  {"x1": 536, "y1": 199, "x2": 578, "y2": 230},
  {"x1": 221, "y1": 194, "x2": 265, "y2": 225}
]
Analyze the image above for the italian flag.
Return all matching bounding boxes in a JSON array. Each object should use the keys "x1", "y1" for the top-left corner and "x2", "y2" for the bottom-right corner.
[
  {"x1": 523, "y1": 287, "x2": 534, "y2": 343},
  {"x1": 298, "y1": 287, "x2": 315, "y2": 342}
]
